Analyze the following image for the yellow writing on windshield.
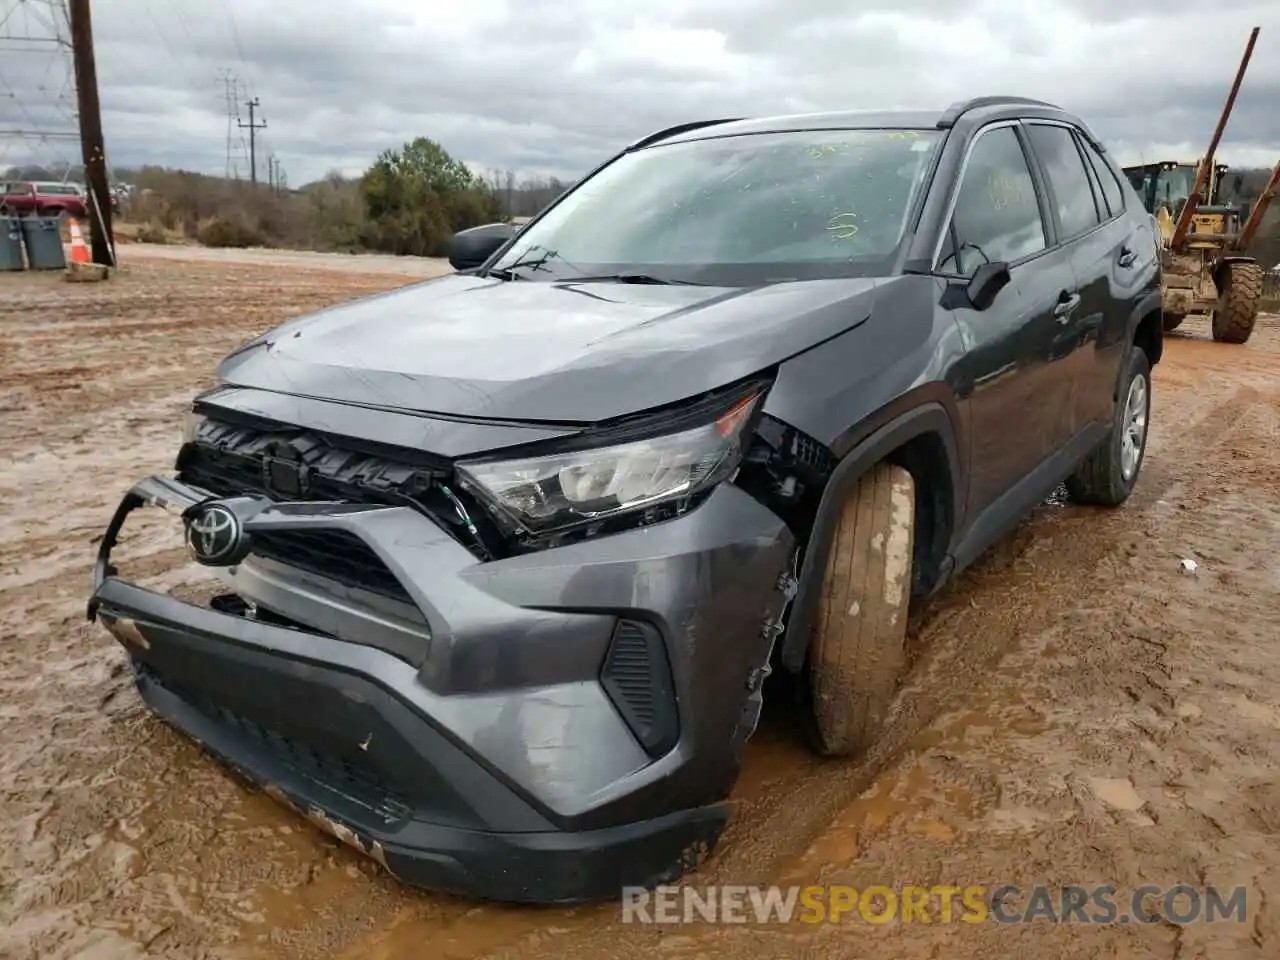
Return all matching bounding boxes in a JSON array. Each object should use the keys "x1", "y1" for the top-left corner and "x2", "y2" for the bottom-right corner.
[
  {"x1": 805, "y1": 132, "x2": 923, "y2": 160},
  {"x1": 827, "y1": 212, "x2": 860, "y2": 240}
]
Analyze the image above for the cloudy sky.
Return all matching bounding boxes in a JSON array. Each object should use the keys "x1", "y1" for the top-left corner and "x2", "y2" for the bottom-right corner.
[{"x1": 2, "y1": 0, "x2": 1278, "y2": 185}]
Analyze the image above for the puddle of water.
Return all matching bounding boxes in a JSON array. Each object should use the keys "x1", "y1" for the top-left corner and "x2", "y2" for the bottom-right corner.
[
  {"x1": 1088, "y1": 777, "x2": 1146, "y2": 812},
  {"x1": 776, "y1": 769, "x2": 925, "y2": 883},
  {"x1": 908, "y1": 706, "x2": 1049, "y2": 752}
]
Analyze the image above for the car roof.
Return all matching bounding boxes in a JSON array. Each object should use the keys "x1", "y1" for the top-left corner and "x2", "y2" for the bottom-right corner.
[
  {"x1": 642, "y1": 97, "x2": 1104, "y2": 151},
  {"x1": 654, "y1": 109, "x2": 944, "y2": 144}
]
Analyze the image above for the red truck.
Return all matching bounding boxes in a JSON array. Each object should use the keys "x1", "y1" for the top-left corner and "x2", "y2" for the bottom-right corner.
[{"x1": 0, "y1": 180, "x2": 90, "y2": 219}]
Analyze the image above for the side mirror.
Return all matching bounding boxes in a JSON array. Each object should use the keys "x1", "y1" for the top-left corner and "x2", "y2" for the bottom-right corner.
[
  {"x1": 966, "y1": 261, "x2": 1011, "y2": 311},
  {"x1": 448, "y1": 222, "x2": 516, "y2": 272}
]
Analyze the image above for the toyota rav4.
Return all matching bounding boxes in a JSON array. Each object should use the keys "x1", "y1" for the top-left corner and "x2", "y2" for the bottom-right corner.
[{"x1": 88, "y1": 96, "x2": 1163, "y2": 904}]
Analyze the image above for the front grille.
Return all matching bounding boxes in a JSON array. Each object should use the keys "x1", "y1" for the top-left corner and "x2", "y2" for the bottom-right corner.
[
  {"x1": 175, "y1": 413, "x2": 478, "y2": 601},
  {"x1": 249, "y1": 529, "x2": 410, "y2": 603},
  {"x1": 177, "y1": 416, "x2": 445, "y2": 507}
]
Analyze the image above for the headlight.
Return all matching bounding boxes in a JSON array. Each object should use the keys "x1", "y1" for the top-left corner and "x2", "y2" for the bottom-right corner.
[{"x1": 457, "y1": 391, "x2": 763, "y2": 534}]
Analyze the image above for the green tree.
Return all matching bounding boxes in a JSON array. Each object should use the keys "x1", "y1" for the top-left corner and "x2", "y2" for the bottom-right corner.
[{"x1": 360, "y1": 136, "x2": 500, "y2": 256}]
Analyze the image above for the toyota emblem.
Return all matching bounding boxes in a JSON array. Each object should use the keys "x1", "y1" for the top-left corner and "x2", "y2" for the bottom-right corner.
[{"x1": 184, "y1": 502, "x2": 248, "y2": 566}]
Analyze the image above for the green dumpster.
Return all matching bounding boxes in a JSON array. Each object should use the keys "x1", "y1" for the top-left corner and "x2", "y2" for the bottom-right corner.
[
  {"x1": 0, "y1": 216, "x2": 23, "y2": 271},
  {"x1": 21, "y1": 216, "x2": 67, "y2": 270}
]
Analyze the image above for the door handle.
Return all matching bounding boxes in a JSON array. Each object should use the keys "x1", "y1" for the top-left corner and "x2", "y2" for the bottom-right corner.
[
  {"x1": 1053, "y1": 292, "x2": 1081, "y2": 323},
  {"x1": 1118, "y1": 247, "x2": 1137, "y2": 268}
]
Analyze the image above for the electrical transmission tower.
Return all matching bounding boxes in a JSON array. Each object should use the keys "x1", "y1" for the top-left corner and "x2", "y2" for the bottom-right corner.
[
  {"x1": 0, "y1": 0, "x2": 79, "y2": 176},
  {"x1": 218, "y1": 68, "x2": 241, "y2": 179}
]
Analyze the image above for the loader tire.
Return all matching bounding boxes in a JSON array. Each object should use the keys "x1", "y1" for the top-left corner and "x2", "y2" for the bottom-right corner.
[
  {"x1": 808, "y1": 462, "x2": 915, "y2": 759},
  {"x1": 1211, "y1": 261, "x2": 1262, "y2": 344},
  {"x1": 1162, "y1": 312, "x2": 1186, "y2": 332}
]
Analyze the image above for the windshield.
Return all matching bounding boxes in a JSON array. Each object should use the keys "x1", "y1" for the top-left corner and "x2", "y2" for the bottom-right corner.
[
  {"x1": 488, "y1": 128, "x2": 943, "y2": 285},
  {"x1": 1152, "y1": 166, "x2": 1195, "y2": 215}
]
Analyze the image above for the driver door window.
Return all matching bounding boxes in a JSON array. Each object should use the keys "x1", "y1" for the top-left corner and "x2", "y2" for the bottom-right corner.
[{"x1": 937, "y1": 126, "x2": 1047, "y2": 278}]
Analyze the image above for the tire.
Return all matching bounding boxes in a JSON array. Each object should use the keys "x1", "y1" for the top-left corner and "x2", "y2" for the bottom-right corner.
[
  {"x1": 1211, "y1": 261, "x2": 1262, "y2": 344},
  {"x1": 808, "y1": 462, "x2": 915, "y2": 758},
  {"x1": 1162, "y1": 312, "x2": 1185, "y2": 332},
  {"x1": 1065, "y1": 347, "x2": 1151, "y2": 507}
]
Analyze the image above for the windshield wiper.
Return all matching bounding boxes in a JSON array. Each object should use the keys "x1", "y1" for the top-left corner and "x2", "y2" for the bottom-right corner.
[
  {"x1": 486, "y1": 245, "x2": 584, "y2": 281},
  {"x1": 487, "y1": 261, "x2": 542, "y2": 281},
  {"x1": 557, "y1": 273, "x2": 708, "y2": 286}
]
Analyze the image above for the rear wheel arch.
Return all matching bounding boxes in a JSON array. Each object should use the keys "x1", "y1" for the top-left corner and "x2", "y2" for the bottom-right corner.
[
  {"x1": 1134, "y1": 307, "x2": 1163, "y2": 366},
  {"x1": 778, "y1": 402, "x2": 962, "y2": 674}
]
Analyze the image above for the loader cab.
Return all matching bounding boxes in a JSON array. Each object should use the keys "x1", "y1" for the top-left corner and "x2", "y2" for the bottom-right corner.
[
  {"x1": 1124, "y1": 161, "x2": 1197, "y2": 219},
  {"x1": 1123, "y1": 161, "x2": 1240, "y2": 217}
]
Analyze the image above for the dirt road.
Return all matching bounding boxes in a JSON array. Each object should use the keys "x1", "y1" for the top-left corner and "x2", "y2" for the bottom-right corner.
[
  {"x1": 118, "y1": 241, "x2": 454, "y2": 278},
  {"x1": 2, "y1": 258, "x2": 1278, "y2": 960}
]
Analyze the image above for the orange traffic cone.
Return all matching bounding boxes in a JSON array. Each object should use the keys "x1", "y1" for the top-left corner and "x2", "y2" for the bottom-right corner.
[{"x1": 68, "y1": 218, "x2": 90, "y2": 264}]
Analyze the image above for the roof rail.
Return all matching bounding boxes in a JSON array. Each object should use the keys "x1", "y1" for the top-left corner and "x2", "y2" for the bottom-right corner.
[
  {"x1": 936, "y1": 96, "x2": 1062, "y2": 128},
  {"x1": 628, "y1": 118, "x2": 745, "y2": 150}
]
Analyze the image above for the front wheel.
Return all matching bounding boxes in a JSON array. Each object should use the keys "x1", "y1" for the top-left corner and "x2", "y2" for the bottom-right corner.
[
  {"x1": 1065, "y1": 347, "x2": 1151, "y2": 507},
  {"x1": 807, "y1": 462, "x2": 915, "y2": 758}
]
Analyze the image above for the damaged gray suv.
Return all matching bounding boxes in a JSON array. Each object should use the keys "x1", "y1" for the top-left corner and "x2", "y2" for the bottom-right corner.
[{"x1": 89, "y1": 97, "x2": 1163, "y2": 903}]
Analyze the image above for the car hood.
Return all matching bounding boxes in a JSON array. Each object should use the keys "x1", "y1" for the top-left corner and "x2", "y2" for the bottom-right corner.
[{"x1": 217, "y1": 272, "x2": 893, "y2": 423}]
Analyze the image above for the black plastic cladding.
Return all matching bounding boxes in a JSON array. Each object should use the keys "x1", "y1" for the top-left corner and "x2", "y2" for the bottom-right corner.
[
  {"x1": 629, "y1": 118, "x2": 746, "y2": 151},
  {"x1": 600, "y1": 619, "x2": 679, "y2": 757},
  {"x1": 935, "y1": 95, "x2": 1062, "y2": 127}
]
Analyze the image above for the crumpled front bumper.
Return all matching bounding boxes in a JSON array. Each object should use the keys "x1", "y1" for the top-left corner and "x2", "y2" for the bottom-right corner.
[{"x1": 87, "y1": 474, "x2": 795, "y2": 903}]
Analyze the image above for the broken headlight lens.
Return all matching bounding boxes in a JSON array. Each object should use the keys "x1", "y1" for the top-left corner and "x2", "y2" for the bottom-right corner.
[{"x1": 457, "y1": 393, "x2": 762, "y2": 534}]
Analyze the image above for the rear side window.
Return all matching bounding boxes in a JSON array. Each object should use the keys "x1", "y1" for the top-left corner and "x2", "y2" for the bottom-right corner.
[
  {"x1": 1079, "y1": 138, "x2": 1125, "y2": 217},
  {"x1": 1026, "y1": 124, "x2": 1101, "y2": 239},
  {"x1": 937, "y1": 125, "x2": 1046, "y2": 277}
]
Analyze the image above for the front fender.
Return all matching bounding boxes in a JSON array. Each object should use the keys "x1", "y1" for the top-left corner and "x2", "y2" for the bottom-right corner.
[{"x1": 778, "y1": 402, "x2": 962, "y2": 674}]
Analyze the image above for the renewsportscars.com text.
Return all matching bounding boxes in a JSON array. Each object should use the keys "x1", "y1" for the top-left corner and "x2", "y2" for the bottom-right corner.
[{"x1": 620, "y1": 883, "x2": 1248, "y2": 925}]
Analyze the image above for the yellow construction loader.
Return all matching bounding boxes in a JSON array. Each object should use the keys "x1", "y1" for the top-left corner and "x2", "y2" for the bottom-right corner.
[{"x1": 1122, "y1": 26, "x2": 1280, "y2": 344}]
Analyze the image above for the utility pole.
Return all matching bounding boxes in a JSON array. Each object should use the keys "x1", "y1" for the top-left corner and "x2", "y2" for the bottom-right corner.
[
  {"x1": 267, "y1": 154, "x2": 275, "y2": 190},
  {"x1": 238, "y1": 96, "x2": 265, "y2": 186},
  {"x1": 68, "y1": 0, "x2": 113, "y2": 266}
]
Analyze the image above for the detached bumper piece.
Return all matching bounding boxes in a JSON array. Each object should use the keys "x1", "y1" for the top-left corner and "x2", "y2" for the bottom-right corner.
[{"x1": 87, "y1": 476, "x2": 727, "y2": 904}]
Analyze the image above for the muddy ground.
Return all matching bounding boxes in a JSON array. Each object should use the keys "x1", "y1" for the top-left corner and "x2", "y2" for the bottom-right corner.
[{"x1": 2, "y1": 251, "x2": 1279, "y2": 960}]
